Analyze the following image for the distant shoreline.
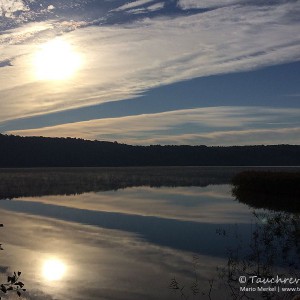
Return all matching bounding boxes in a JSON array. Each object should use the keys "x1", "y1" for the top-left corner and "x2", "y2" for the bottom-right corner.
[
  {"x1": 1, "y1": 134, "x2": 300, "y2": 167},
  {"x1": 0, "y1": 166, "x2": 300, "y2": 170}
]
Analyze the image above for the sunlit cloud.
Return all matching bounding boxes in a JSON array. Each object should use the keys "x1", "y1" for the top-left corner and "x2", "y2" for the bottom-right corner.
[
  {"x1": 8, "y1": 107, "x2": 300, "y2": 145},
  {"x1": 0, "y1": 1, "x2": 299, "y2": 123},
  {"x1": 33, "y1": 38, "x2": 83, "y2": 81},
  {"x1": 0, "y1": 0, "x2": 29, "y2": 18},
  {"x1": 0, "y1": 22, "x2": 53, "y2": 46}
]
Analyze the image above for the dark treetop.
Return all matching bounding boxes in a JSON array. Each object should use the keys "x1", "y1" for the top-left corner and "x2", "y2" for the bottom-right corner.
[{"x1": 0, "y1": 134, "x2": 299, "y2": 167}]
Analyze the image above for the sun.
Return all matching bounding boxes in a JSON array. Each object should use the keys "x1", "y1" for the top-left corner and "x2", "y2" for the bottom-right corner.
[
  {"x1": 42, "y1": 258, "x2": 66, "y2": 281},
  {"x1": 34, "y1": 38, "x2": 82, "y2": 81}
]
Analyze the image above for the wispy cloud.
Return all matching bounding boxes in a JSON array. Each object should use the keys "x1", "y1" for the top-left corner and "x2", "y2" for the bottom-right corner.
[
  {"x1": 285, "y1": 93, "x2": 300, "y2": 98},
  {"x1": 112, "y1": 0, "x2": 155, "y2": 12},
  {"x1": 147, "y1": 2, "x2": 165, "y2": 11},
  {"x1": 0, "y1": 1, "x2": 299, "y2": 123},
  {"x1": 126, "y1": 2, "x2": 165, "y2": 14},
  {"x1": 8, "y1": 107, "x2": 300, "y2": 145},
  {"x1": 142, "y1": 127, "x2": 300, "y2": 146},
  {"x1": 177, "y1": 0, "x2": 242, "y2": 10}
]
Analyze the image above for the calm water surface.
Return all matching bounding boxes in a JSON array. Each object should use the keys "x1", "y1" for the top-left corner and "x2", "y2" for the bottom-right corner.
[{"x1": 0, "y1": 167, "x2": 298, "y2": 300}]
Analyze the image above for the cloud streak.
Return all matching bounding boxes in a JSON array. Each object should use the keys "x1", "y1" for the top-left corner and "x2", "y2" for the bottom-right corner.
[
  {"x1": 0, "y1": 1, "x2": 299, "y2": 125},
  {"x1": 125, "y1": 2, "x2": 165, "y2": 14},
  {"x1": 8, "y1": 106, "x2": 300, "y2": 145},
  {"x1": 112, "y1": 0, "x2": 155, "y2": 11},
  {"x1": 177, "y1": 0, "x2": 242, "y2": 10}
]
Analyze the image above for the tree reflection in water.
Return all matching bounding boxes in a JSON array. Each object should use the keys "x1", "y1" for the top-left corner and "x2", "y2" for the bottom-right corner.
[{"x1": 232, "y1": 171, "x2": 300, "y2": 213}]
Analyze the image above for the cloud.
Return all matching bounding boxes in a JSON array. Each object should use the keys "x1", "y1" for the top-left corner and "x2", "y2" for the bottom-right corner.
[
  {"x1": 0, "y1": 1, "x2": 299, "y2": 122},
  {"x1": 177, "y1": 0, "x2": 242, "y2": 10},
  {"x1": 47, "y1": 5, "x2": 55, "y2": 11},
  {"x1": 0, "y1": 58, "x2": 12, "y2": 67},
  {"x1": 8, "y1": 107, "x2": 300, "y2": 145},
  {"x1": 285, "y1": 93, "x2": 300, "y2": 98},
  {"x1": 147, "y1": 2, "x2": 165, "y2": 11},
  {"x1": 142, "y1": 127, "x2": 300, "y2": 146},
  {"x1": 0, "y1": 21, "x2": 54, "y2": 46},
  {"x1": 112, "y1": 0, "x2": 155, "y2": 12},
  {"x1": 126, "y1": 2, "x2": 165, "y2": 14},
  {"x1": 0, "y1": 0, "x2": 29, "y2": 18}
]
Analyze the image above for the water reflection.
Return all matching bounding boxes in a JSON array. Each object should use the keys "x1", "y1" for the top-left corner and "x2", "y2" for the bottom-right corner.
[
  {"x1": 10, "y1": 185, "x2": 252, "y2": 223},
  {"x1": 0, "y1": 189, "x2": 255, "y2": 256},
  {"x1": 42, "y1": 259, "x2": 66, "y2": 281},
  {"x1": 0, "y1": 166, "x2": 295, "y2": 199},
  {"x1": 1, "y1": 209, "x2": 215, "y2": 300},
  {"x1": 232, "y1": 170, "x2": 300, "y2": 213},
  {"x1": 0, "y1": 167, "x2": 298, "y2": 299},
  {"x1": 171, "y1": 212, "x2": 300, "y2": 299}
]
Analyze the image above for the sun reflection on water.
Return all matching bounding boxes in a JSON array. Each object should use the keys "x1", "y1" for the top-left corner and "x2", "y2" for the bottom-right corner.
[{"x1": 42, "y1": 258, "x2": 66, "y2": 281}]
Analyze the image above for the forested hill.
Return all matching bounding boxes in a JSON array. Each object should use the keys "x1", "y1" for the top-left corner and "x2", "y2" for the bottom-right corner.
[{"x1": 0, "y1": 134, "x2": 299, "y2": 167}]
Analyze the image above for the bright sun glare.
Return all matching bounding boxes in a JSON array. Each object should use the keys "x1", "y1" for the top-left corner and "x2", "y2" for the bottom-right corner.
[
  {"x1": 34, "y1": 38, "x2": 82, "y2": 81},
  {"x1": 42, "y1": 258, "x2": 66, "y2": 281}
]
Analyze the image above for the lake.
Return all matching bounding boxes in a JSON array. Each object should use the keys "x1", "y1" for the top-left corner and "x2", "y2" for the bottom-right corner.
[{"x1": 0, "y1": 167, "x2": 299, "y2": 300}]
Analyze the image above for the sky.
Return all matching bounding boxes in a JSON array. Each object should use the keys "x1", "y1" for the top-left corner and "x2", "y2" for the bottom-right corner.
[{"x1": 0, "y1": 0, "x2": 299, "y2": 145}]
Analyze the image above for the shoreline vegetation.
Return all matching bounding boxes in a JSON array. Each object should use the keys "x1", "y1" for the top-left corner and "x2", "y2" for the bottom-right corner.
[
  {"x1": 1, "y1": 134, "x2": 300, "y2": 167},
  {"x1": 0, "y1": 166, "x2": 298, "y2": 200},
  {"x1": 0, "y1": 166, "x2": 237, "y2": 199},
  {"x1": 232, "y1": 171, "x2": 300, "y2": 212}
]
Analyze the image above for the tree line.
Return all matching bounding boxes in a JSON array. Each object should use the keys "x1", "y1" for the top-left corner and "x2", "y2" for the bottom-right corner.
[{"x1": 0, "y1": 134, "x2": 299, "y2": 167}]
